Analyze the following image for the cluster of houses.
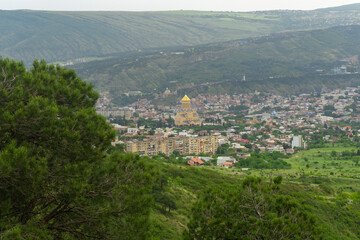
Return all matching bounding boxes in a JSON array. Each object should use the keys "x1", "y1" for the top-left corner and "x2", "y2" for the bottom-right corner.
[
  {"x1": 99, "y1": 87, "x2": 360, "y2": 167},
  {"x1": 97, "y1": 87, "x2": 360, "y2": 125}
]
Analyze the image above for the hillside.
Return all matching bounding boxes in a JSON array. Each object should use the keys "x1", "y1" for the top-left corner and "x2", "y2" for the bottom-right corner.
[
  {"x1": 2, "y1": 4, "x2": 360, "y2": 64},
  {"x1": 73, "y1": 25, "x2": 360, "y2": 102},
  {"x1": 149, "y1": 145, "x2": 360, "y2": 239}
]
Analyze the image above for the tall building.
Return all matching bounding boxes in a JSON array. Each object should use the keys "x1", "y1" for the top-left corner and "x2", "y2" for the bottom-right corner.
[
  {"x1": 174, "y1": 95, "x2": 202, "y2": 126},
  {"x1": 292, "y1": 135, "x2": 306, "y2": 149},
  {"x1": 126, "y1": 136, "x2": 218, "y2": 156}
]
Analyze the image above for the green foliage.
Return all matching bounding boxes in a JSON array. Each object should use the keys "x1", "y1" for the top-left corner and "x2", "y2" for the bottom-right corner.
[
  {"x1": 0, "y1": 58, "x2": 153, "y2": 239},
  {"x1": 308, "y1": 134, "x2": 327, "y2": 149},
  {"x1": 228, "y1": 105, "x2": 249, "y2": 112},
  {"x1": 152, "y1": 174, "x2": 178, "y2": 214},
  {"x1": 137, "y1": 117, "x2": 173, "y2": 129},
  {"x1": 184, "y1": 176, "x2": 321, "y2": 240},
  {"x1": 216, "y1": 143, "x2": 235, "y2": 155},
  {"x1": 148, "y1": 159, "x2": 244, "y2": 239},
  {"x1": 151, "y1": 144, "x2": 360, "y2": 239},
  {"x1": 324, "y1": 104, "x2": 336, "y2": 116},
  {"x1": 148, "y1": 144, "x2": 360, "y2": 239},
  {"x1": 235, "y1": 152, "x2": 291, "y2": 169}
]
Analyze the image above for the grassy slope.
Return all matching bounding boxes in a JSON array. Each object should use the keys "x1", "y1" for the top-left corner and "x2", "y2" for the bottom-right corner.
[
  {"x1": 149, "y1": 161, "x2": 243, "y2": 239},
  {"x1": 150, "y1": 145, "x2": 360, "y2": 239},
  {"x1": 3, "y1": 4, "x2": 360, "y2": 64},
  {"x1": 74, "y1": 25, "x2": 360, "y2": 98}
]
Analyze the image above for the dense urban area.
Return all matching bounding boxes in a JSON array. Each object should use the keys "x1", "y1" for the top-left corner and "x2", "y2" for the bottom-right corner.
[{"x1": 97, "y1": 86, "x2": 360, "y2": 168}]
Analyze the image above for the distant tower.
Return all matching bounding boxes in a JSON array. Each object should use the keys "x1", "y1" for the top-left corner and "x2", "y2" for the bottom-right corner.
[
  {"x1": 181, "y1": 94, "x2": 191, "y2": 111},
  {"x1": 242, "y1": 75, "x2": 246, "y2": 81}
]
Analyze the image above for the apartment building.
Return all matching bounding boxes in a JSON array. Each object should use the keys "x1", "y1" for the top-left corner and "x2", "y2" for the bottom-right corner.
[{"x1": 126, "y1": 136, "x2": 218, "y2": 156}]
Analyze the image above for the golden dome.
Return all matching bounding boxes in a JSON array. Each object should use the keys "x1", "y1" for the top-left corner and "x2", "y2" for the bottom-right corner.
[{"x1": 181, "y1": 94, "x2": 191, "y2": 102}]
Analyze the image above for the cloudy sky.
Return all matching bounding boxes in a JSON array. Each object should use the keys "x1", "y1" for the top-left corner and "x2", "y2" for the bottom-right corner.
[{"x1": 1, "y1": 0, "x2": 360, "y2": 11}]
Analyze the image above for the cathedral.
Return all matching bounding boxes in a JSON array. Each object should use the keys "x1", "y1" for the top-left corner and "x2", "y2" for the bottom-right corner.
[{"x1": 174, "y1": 95, "x2": 202, "y2": 126}]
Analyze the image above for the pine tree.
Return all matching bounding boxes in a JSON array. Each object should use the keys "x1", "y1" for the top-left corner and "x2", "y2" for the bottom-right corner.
[{"x1": 0, "y1": 58, "x2": 153, "y2": 239}]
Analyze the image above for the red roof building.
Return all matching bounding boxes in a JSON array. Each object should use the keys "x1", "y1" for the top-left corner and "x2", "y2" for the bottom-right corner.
[
  {"x1": 219, "y1": 162, "x2": 234, "y2": 168},
  {"x1": 187, "y1": 157, "x2": 204, "y2": 166},
  {"x1": 236, "y1": 139, "x2": 250, "y2": 144}
]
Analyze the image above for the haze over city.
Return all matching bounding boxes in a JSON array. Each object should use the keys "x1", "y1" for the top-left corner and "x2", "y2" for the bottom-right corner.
[{"x1": 2, "y1": 0, "x2": 360, "y2": 11}]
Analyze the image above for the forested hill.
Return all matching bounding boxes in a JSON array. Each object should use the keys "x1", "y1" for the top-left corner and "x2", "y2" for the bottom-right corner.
[
  {"x1": 2, "y1": 4, "x2": 360, "y2": 64},
  {"x1": 74, "y1": 25, "x2": 360, "y2": 98}
]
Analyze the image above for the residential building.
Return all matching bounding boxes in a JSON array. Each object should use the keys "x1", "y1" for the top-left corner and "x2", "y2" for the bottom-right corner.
[
  {"x1": 126, "y1": 136, "x2": 218, "y2": 156},
  {"x1": 292, "y1": 135, "x2": 306, "y2": 149}
]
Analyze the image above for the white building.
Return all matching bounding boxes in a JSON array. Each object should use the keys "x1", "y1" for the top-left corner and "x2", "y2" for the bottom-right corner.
[
  {"x1": 217, "y1": 156, "x2": 236, "y2": 166},
  {"x1": 292, "y1": 135, "x2": 306, "y2": 149},
  {"x1": 127, "y1": 128, "x2": 138, "y2": 134}
]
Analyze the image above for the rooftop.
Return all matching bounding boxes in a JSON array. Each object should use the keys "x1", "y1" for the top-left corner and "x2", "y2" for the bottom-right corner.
[{"x1": 181, "y1": 94, "x2": 191, "y2": 102}]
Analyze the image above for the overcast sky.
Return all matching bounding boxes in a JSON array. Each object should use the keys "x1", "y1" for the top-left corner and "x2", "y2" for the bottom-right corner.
[{"x1": 1, "y1": 0, "x2": 360, "y2": 11}]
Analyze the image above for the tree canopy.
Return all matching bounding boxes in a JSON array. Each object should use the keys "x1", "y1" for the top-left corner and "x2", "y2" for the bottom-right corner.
[
  {"x1": 184, "y1": 176, "x2": 322, "y2": 240},
  {"x1": 0, "y1": 58, "x2": 153, "y2": 239}
]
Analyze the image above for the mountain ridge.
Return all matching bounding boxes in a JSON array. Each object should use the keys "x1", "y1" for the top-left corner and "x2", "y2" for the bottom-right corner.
[
  {"x1": 2, "y1": 5, "x2": 360, "y2": 64},
  {"x1": 71, "y1": 24, "x2": 360, "y2": 103}
]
